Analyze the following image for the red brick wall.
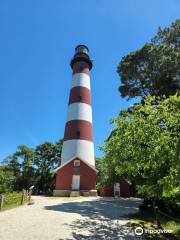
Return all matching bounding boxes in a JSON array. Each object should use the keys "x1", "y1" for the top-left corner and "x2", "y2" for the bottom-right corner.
[
  {"x1": 99, "y1": 179, "x2": 131, "y2": 197},
  {"x1": 100, "y1": 187, "x2": 114, "y2": 197},
  {"x1": 73, "y1": 61, "x2": 90, "y2": 74},
  {"x1": 120, "y1": 178, "x2": 130, "y2": 197},
  {"x1": 55, "y1": 158, "x2": 96, "y2": 190}
]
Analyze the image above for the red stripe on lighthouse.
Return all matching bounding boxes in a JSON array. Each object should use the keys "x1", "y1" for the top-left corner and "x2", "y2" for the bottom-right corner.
[
  {"x1": 73, "y1": 61, "x2": 90, "y2": 75},
  {"x1": 68, "y1": 86, "x2": 91, "y2": 105},
  {"x1": 63, "y1": 120, "x2": 93, "y2": 142}
]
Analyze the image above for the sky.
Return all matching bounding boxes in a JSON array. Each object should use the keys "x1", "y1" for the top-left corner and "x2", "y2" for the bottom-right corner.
[{"x1": 0, "y1": 0, "x2": 179, "y2": 160}]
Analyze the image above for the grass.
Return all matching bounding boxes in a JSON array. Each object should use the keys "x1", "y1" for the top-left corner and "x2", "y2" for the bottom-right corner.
[
  {"x1": 165, "y1": 220, "x2": 180, "y2": 234},
  {"x1": 1, "y1": 192, "x2": 28, "y2": 211},
  {"x1": 127, "y1": 208, "x2": 180, "y2": 239}
]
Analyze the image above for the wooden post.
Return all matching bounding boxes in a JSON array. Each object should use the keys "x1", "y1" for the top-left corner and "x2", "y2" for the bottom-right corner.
[
  {"x1": 21, "y1": 190, "x2": 25, "y2": 205},
  {"x1": 0, "y1": 194, "x2": 4, "y2": 210},
  {"x1": 28, "y1": 189, "x2": 32, "y2": 204},
  {"x1": 153, "y1": 202, "x2": 161, "y2": 229}
]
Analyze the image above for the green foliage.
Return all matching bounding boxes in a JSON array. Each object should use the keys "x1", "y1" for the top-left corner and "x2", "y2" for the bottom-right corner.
[
  {"x1": 117, "y1": 19, "x2": 180, "y2": 99},
  {"x1": 1, "y1": 192, "x2": 28, "y2": 210},
  {"x1": 95, "y1": 157, "x2": 113, "y2": 189},
  {"x1": 129, "y1": 208, "x2": 180, "y2": 237},
  {"x1": 101, "y1": 95, "x2": 180, "y2": 201},
  {"x1": 34, "y1": 139, "x2": 62, "y2": 193},
  {"x1": 96, "y1": 154, "x2": 119, "y2": 188},
  {"x1": 165, "y1": 220, "x2": 180, "y2": 234},
  {"x1": 2, "y1": 192, "x2": 22, "y2": 210},
  {"x1": 0, "y1": 166, "x2": 15, "y2": 193},
  {"x1": 0, "y1": 139, "x2": 63, "y2": 194},
  {"x1": 15, "y1": 145, "x2": 36, "y2": 189},
  {"x1": 152, "y1": 19, "x2": 180, "y2": 49}
]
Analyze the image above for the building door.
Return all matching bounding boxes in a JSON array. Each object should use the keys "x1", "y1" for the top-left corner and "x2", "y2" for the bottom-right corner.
[
  {"x1": 72, "y1": 175, "x2": 80, "y2": 190},
  {"x1": 114, "y1": 183, "x2": 120, "y2": 197}
]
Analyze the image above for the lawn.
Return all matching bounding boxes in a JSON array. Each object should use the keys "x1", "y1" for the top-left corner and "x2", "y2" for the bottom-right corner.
[{"x1": 1, "y1": 192, "x2": 28, "y2": 211}]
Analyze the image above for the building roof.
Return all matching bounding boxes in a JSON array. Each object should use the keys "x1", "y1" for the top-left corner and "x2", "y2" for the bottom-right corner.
[{"x1": 54, "y1": 155, "x2": 98, "y2": 173}]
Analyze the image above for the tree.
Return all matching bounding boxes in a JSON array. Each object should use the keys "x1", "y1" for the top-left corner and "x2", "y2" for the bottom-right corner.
[
  {"x1": 34, "y1": 139, "x2": 62, "y2": 194},
  {"x1": 96, "y1": 155, "x2": 119, "y2": 189},
  {"x1": 0, "y1": 166, "x2": 15, "y2": 193},
  {"x1": 0, "y1": 139, "x2": 63, "y2": 193},
  {"x1": 2, "y1": 155, "x2": 21, "y2": 190},
  {"x1": 152, "y1": 19, "x2": 180, "y2": 49},
  {"x1": 101, "y1": 95, "x2": 180, "y2": 202},
  {"x1": 14, "y1": 145, "x2": 36, "y2": 189},
  {"x1": 117, "y1": 19, "x2": 180, "y2": 99}
]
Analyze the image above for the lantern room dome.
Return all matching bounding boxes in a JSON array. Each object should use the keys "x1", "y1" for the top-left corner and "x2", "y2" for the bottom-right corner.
[{"x1": 75, "y1": 45, "x2": 89, "y2": 55}]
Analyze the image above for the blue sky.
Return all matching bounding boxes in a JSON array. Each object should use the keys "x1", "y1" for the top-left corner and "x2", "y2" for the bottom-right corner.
[{"x1": 0, "y1": 0, "x2": 179, "y2": 160}]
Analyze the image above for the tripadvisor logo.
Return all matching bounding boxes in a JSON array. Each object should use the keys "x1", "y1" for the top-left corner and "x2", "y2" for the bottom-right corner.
[
  {"x1": 134, "y1": 227, "x2": 144, "y2": 236},
  {"x1": 134, "y1": 227, "x2": 172, "y2": 236}
]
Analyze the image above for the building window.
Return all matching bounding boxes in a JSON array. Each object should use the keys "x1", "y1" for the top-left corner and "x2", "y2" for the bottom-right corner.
[
  {"x1": 74, "y1": 160, "x2": 80, "y2": 167},
  {"x1": 77, "y1": 131, "x2": 80, "y2": 138}
]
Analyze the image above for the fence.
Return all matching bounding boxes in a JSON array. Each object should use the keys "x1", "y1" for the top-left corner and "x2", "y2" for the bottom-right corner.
[{"x1": 0, "y1": 190, "x2": 31, "y2": 211}]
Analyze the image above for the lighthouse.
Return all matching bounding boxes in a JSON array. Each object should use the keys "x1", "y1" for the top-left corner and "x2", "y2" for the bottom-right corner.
[{"x1": 54, "y1": 45, "x2": 97, "y2": 197}]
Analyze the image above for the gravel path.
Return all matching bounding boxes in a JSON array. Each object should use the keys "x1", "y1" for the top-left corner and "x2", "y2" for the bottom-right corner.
[{"x1": 0, "y1": 196, "x2": 142, "y2": 240}]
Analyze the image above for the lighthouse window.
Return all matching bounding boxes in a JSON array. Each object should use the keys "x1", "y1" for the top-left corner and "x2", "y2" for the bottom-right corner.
[
  {"x1": 78, "y1": 96, "x2": 82, "y2": 101},
  {"x1": 77, "y1": 131, "x2": 81, "y2": 138}
]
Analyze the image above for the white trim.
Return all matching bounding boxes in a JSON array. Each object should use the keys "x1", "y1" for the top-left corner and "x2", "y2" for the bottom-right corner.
[
  {"x1": 54, "y1": 155, "x2": 98, "y2": 173},
  {"x1": 71, "y1": 73, "x2": 90, "y2": 89}
]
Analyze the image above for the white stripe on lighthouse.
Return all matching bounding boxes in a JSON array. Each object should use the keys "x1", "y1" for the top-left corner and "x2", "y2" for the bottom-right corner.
[
  {"x1": 71, "y1": 73, "x2": 90, "y2": 89},
  {"x1": 61, "y1": 139, "x2": 95, "y2": 166},
  {"x1": 67, "y1": 102, "x2": 92, "y2": 123}
]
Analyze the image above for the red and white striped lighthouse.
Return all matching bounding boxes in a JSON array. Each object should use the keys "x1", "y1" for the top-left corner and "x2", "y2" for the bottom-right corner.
[{"x1": 54, "y1": 45, "x2": 97, "y2": 197}]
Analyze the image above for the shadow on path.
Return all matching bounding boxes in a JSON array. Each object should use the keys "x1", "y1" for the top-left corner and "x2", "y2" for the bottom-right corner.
[{"x1": 45, "y1": 198, "x2": 142, "y2": 240}]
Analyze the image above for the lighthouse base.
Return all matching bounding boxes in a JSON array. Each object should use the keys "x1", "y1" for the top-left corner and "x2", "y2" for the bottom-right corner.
[
  {"x1": 53, "y1": 190, "x2": 71, "y2": 197},
  {"x1": 54, "y1": 157, "x2": 97, "y2": 197},
  {"x1": 53, "y1": 189, "x2": 97, "y2": 197}
]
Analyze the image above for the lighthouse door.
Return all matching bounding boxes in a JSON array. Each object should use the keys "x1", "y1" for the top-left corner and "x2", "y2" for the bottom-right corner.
[{"x1": 72, "y1": 175, "x2": 80, "y2": 190}]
